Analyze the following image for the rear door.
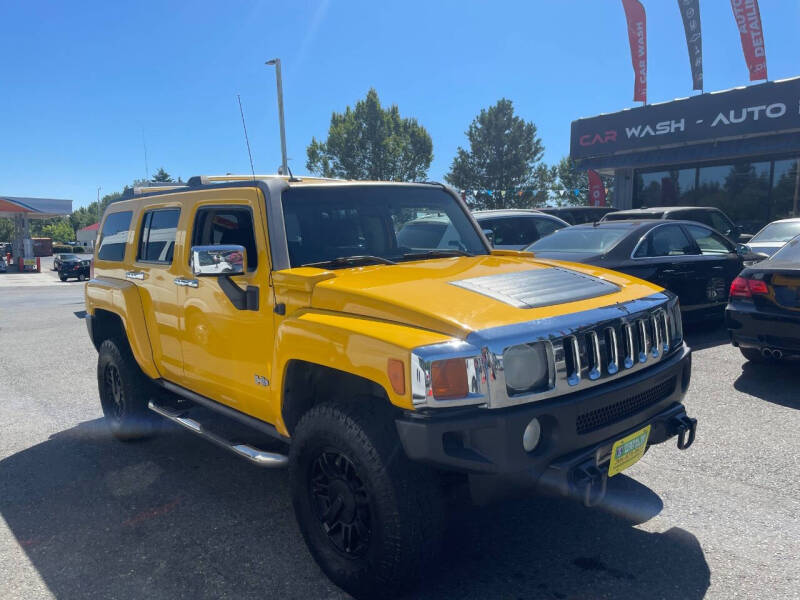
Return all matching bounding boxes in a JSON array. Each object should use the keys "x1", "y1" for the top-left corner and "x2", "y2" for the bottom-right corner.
[
  {"x1": 626, "y1": 224, "x2": 699, "y2": 307},
  {"x1": 682, "y1": 224, "x2": 742, "y2": 307},
  {"x1": 131, "y1": 206, "x2": 183, "y2": 379}
]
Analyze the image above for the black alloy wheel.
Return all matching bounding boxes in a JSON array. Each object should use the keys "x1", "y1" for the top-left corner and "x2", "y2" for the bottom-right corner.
[
  {"x1": 310, "y1": 449, "x2": 371, "y2": 557},
  {"x1": 103, "y1": 363, "x2": 125, "y2": 420}
]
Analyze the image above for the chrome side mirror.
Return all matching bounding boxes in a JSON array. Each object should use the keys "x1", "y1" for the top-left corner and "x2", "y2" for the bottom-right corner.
[{"x1": 191, "y1": 245, "x2": 246, "y2": 276}]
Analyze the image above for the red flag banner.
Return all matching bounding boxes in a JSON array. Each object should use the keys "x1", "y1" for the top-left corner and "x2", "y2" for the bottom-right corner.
[
  {"x1": 730, "y1": 0, "x2": 767, "y2": 81},
  {"x1": 621, "y1": 0, "x2": 647, "y2": 103},
  {"x1": 588, "y1": 170, "x2": 606, "y2": 207}
]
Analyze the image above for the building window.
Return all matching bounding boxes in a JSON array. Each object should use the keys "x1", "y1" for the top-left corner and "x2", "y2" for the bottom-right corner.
[
  {"x1": 697, "y1": 162, "x2": 770, "y2": 230},
  {"x1": 635, "y1": 168, "x2": 696, "y2": 207},
  {"x1": 771, "y1": 158, "x2": 800, "y2": 221}
]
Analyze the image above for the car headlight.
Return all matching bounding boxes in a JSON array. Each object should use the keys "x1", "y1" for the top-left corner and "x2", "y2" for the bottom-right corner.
[{"x1": 502, "y1": 342, "x2": 549, "y2": 393}]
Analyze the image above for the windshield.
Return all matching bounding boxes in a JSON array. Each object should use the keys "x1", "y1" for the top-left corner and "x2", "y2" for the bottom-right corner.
[
  {"x1": 770, "y1": 235, "x2": 800, "y2": 261},
  {"x1": 527, "y1": 226, "x2": 629, "y2": 253},
  {"x1": 751, "y1": 221, "x2": 800, "y2": 243},
  {"x1": 281, "y1": 186, "x2": 487, "y2": 267},
  {"x1": 60, "y1": 254, "x2": 78, "y2": 260}
]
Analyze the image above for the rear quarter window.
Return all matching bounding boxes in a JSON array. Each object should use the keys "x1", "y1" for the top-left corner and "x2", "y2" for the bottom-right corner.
[{"x1": 97, "y1": 211, "x2": 133, "y2": 261}]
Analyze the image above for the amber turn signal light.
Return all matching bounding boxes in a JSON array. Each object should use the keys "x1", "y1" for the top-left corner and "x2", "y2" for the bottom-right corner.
[
  {"x1": 387, "y1": 359, "x2": 406, "y2": 395},
  {"x1": 431, "y1": 358, "x2": 468, "y2": 400}
]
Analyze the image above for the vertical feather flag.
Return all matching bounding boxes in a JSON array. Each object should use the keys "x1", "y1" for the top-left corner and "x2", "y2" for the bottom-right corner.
[
  {"x1": 588, "y1": 171, "x2": 607, "y2": 207},
  {"x1": 730, "y1": 0, "x2": 767, "y2": 81},
  {"x1": 621, "y1": 0, "x2": 647, "y2": 103},
  {"x1": 677, "y1": 0, "x2": 703, "y2": 90}
]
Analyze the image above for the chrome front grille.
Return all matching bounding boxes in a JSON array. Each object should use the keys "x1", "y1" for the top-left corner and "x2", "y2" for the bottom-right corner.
[{"x1": 558, "y1": 307, "x2": 676, "y2": 390}]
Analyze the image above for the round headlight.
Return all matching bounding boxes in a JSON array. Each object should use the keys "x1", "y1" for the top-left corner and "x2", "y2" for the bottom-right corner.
[{"x1": 503, "y1": 343, "x2": 548, "y2": 392}]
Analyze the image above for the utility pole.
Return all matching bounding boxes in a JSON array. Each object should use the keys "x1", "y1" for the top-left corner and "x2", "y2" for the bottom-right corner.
[
  {"x1": 265, "y1": 58, "x2": 288, "y2": 176},
  {"x1": 97, "y1": 186, "x2": 101, "y2": 203}
]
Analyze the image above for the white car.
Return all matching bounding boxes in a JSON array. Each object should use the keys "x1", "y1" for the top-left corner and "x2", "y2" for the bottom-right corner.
[{"x1": 745, "y1": 218, "x2": 800, "y2": 258}]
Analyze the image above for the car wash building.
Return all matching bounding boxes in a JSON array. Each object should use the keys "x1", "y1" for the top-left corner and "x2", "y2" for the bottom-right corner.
[{"x1": 570, "y1": 76, "x2": 800, "y2": 232}]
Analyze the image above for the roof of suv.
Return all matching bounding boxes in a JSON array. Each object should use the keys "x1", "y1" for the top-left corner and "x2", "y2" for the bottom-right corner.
[{"x1": 472, "y1": 209, "x2": 550, "y2": 218}]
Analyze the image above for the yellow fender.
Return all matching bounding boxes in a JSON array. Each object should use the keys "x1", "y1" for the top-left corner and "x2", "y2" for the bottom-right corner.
[
  {"x1": 85, "y1": 277, "x2": 160, "y2": 380},
  {"x1": 272, "y1": 310, "x2": 454, "y2": 434}
]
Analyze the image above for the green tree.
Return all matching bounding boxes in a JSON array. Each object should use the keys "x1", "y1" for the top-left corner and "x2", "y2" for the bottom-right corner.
[
  {"x1": 306, "y1": 89, "x2": 433, "y2": 181},
  {"x1": 39, "y1": 219, "x2": 75, "y2": 242},
  {"x1": 152, "y1": 168, "x2": 173, "y2": 182},
  {"x1": 554, "y1": 156, "x2": 588, "y2": 204},
  {"x1": 446, "y1": 99, "x2": 547, "y2": 209},
  {"x1": 0, "y1": 218, "x2": 14, "y2": 241}
]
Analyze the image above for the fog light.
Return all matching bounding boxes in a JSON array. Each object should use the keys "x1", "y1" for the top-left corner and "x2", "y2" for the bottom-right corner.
[
  {"x1": 522, "y1": 418, "x2": 541, "y2": 452},
  {"x1": 503, "y1": 343, "x2": 548, "y2": 393}
]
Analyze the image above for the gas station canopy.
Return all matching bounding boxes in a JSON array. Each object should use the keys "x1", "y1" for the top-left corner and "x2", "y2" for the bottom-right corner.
[{"x1": 0, "y1": 196, "x2": 72, "y2": 219}]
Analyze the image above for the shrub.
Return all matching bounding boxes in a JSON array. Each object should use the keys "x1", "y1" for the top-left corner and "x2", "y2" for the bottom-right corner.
[{"x1": 52, "y1": 245, "x2": 73, "y2": 253}]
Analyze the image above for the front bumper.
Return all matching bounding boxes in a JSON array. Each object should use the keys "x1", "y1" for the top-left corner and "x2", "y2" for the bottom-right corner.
[
  {"x1": 396, "y1": 344, "x2": 694, "y2": 503},
  {"x1": 726, "y1": 303, "x2": 800, "y2": 354}
]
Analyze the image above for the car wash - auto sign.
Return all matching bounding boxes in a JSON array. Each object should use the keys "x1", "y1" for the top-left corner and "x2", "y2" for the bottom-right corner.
[{"x1": 571, "y1": 77, "x2": 800, "y2": 160}]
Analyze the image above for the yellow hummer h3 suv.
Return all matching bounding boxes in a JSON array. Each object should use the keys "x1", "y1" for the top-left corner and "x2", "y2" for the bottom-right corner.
[{"x1": 85, "y1": 175, "x2": 696, "y2": 598}]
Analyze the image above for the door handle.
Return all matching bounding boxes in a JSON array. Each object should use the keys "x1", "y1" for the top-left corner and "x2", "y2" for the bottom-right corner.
[
  {"x1": 174, "y1": 277, "x2": 199, "y2": 288},
  {"x1": 126, "y1": 271, "x2": 146, "y2": 281}
]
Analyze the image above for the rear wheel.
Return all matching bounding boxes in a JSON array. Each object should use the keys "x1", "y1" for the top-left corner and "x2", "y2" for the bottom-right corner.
[
  {"x1": 740, "y1": 347, "x2": 769, "y2": 363},
  {"x1": 78, "y1": 273, "x2": 86, "y2": 281},
  {"x1": 97, "y1": 339, "x2": 158, "y2": 441},
  {"x1": 289, "y1": 402, "x2": 444, "y2": 599}
]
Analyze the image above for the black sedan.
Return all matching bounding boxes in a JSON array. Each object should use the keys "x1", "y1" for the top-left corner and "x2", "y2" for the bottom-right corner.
[
  {"x1": 526, "y1": 220, "x2": 746, "y2": 319},
  {"x1": 58, "y1": 258, "x2": 90, "y2": 281},
  {"x1": 726, "y1": 235, "x2": 800, "y2": 362},
  {"x1": 53, "y1": 253, "x2": 79, "y2": 270}
]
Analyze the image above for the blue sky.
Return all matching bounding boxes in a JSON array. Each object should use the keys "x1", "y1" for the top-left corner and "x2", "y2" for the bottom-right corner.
[{"x1": 1, "y1": 0, "x2": 797, "y2": 209}]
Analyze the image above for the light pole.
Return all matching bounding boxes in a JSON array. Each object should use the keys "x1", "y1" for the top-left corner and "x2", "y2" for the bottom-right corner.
[{"x1": 265, "y1": 58, "x2": 288, "y2": 176}]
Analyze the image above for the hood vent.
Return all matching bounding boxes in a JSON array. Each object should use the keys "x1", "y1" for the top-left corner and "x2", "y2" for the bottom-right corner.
[{"x1": 450, "y1": 267, "x2": 620, "y2": 309}]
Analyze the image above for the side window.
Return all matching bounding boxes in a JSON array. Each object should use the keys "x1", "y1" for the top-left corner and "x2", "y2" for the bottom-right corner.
[
  {"x1": 709, "y1": 212, "x2": 733, "y2": 236},
  {"x1": 192, "y1": 207, "x2": 258, "y2": 270},
  {"x1": 97, "y1": 211, "x2": 132, "y2": 262},
  {"x1": 685, "y1": 224, "x2": 733, "y2": 255},
  {"x1": 486, "y1": 218, "x2": 538, "y2": 246},
  {"x1": 534, "y1": 218, "x2": 564, "y2": 239},
  {"x1": 138, "y1": 209, "x2": 180, "y2": 264},
  {"x1": 635, "y1": 225, "x2": 695, "y2": 258}
]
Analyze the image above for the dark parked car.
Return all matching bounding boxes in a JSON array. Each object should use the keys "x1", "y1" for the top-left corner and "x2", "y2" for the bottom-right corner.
[
  {"x1": 538, "y1": 206, "x2": 619, "y2": 225},
  {"x1": 527, "y1": 220, "x2": 747, "y2": 319},
  {"x1": 0, "y1": 256, "x2": 6, "y2": 273},
  {"x1": 58, "y1": 258, "x2": 90, "y2": 281},
  {"x1": 742, "y1": 218, "x2": 800, "y2": 258},
  {"x1": 726, "y1": 235, "x2": 800, "y2": 362},
  {"x1": 53, "y1": 253, "x2": 80, "y2": 270},
  {"x1": 472, "y1": 209, "x2": 568, "y2": 250},
  {"x1": 601, "y1": 206, "x2": 751, "y2": 243}
]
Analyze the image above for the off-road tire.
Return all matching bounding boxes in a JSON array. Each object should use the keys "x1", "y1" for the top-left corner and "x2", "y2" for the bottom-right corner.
[
  {"x1": 740, "y1": 347, "x2": 769, "y2": 363},
  {"x1": 97, "y1": 338, "x2": 158, "y2": 441},
  {"x1": 289, "y1": 402, "x2": 444, "y2": 599}
]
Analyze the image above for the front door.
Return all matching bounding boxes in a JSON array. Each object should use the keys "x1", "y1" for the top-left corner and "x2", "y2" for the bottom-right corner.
[{"x1": 175, "y1": 190, "x2": 277, "y2": 422}]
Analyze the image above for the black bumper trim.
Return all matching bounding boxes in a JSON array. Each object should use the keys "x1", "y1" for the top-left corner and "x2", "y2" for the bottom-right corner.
[{"x1": 395, "y1": 345, "x2": 692, "y2": 478}]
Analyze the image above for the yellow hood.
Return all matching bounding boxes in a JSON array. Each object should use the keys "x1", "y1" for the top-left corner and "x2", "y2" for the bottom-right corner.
[{"x1": 285, "y1": 255, "x2": 663, "y2": 339}]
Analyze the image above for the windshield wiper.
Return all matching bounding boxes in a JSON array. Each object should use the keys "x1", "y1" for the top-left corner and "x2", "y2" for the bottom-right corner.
[
  {"x1": 398, "y1": 249, "x2": 473, "y2": 261},
  {"x1": 302, "y1": 255, "x2": 397, "y2": 269}
]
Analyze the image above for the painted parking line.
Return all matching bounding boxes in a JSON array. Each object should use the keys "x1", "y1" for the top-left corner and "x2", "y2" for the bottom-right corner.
[{"x1": 0, "y1": 273, "x2": 75, "y2": 287}]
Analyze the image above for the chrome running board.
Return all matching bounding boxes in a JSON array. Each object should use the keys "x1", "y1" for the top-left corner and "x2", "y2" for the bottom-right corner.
[{"x1": 148, "y1": 400, "x2": 288, "y2": 468}]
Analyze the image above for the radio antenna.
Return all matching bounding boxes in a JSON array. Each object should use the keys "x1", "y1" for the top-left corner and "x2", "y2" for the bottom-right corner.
[{"x1": 237, "y1": 94, "x2": 257, "y2": 182}]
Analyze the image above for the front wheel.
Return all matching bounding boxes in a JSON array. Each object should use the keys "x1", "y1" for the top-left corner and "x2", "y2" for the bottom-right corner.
[
  {"x1": 78, "y1": 273, "x2": 86, "y2": 281},
  {"x1": 289, "y1": 402, "x2": 444, "y2": 599}
]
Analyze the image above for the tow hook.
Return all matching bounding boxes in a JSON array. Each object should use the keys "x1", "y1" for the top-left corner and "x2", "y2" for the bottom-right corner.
[
  {"x1": 671, "y1": 414, "x2": 697, "y2": 450},
  {"x1": 574, "y1": 462, "x2": 608, "y2": 507}
]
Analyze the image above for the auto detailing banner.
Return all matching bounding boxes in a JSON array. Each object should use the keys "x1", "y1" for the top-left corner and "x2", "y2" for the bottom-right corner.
[
  {"x1": 677, "y1": 0, "x2": 703, "y2": 90},
  {"x1": 730, "y1": 0, "x2": 767, "y2": 81},
  {"x1": 587, "y1": 170, "x2": 606, "y2": 207},
  {"x1": 622, "y1": 0, "x2": 647, "y2": 103},
  {"x1": 570, "y1": 77, "x2": 800, "y2": 160}
]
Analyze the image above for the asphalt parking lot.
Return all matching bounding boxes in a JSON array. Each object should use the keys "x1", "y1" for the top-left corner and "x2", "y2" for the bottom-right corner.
[{"x1": 1, "y1": 270, "x2": 798, "y2": 599}]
